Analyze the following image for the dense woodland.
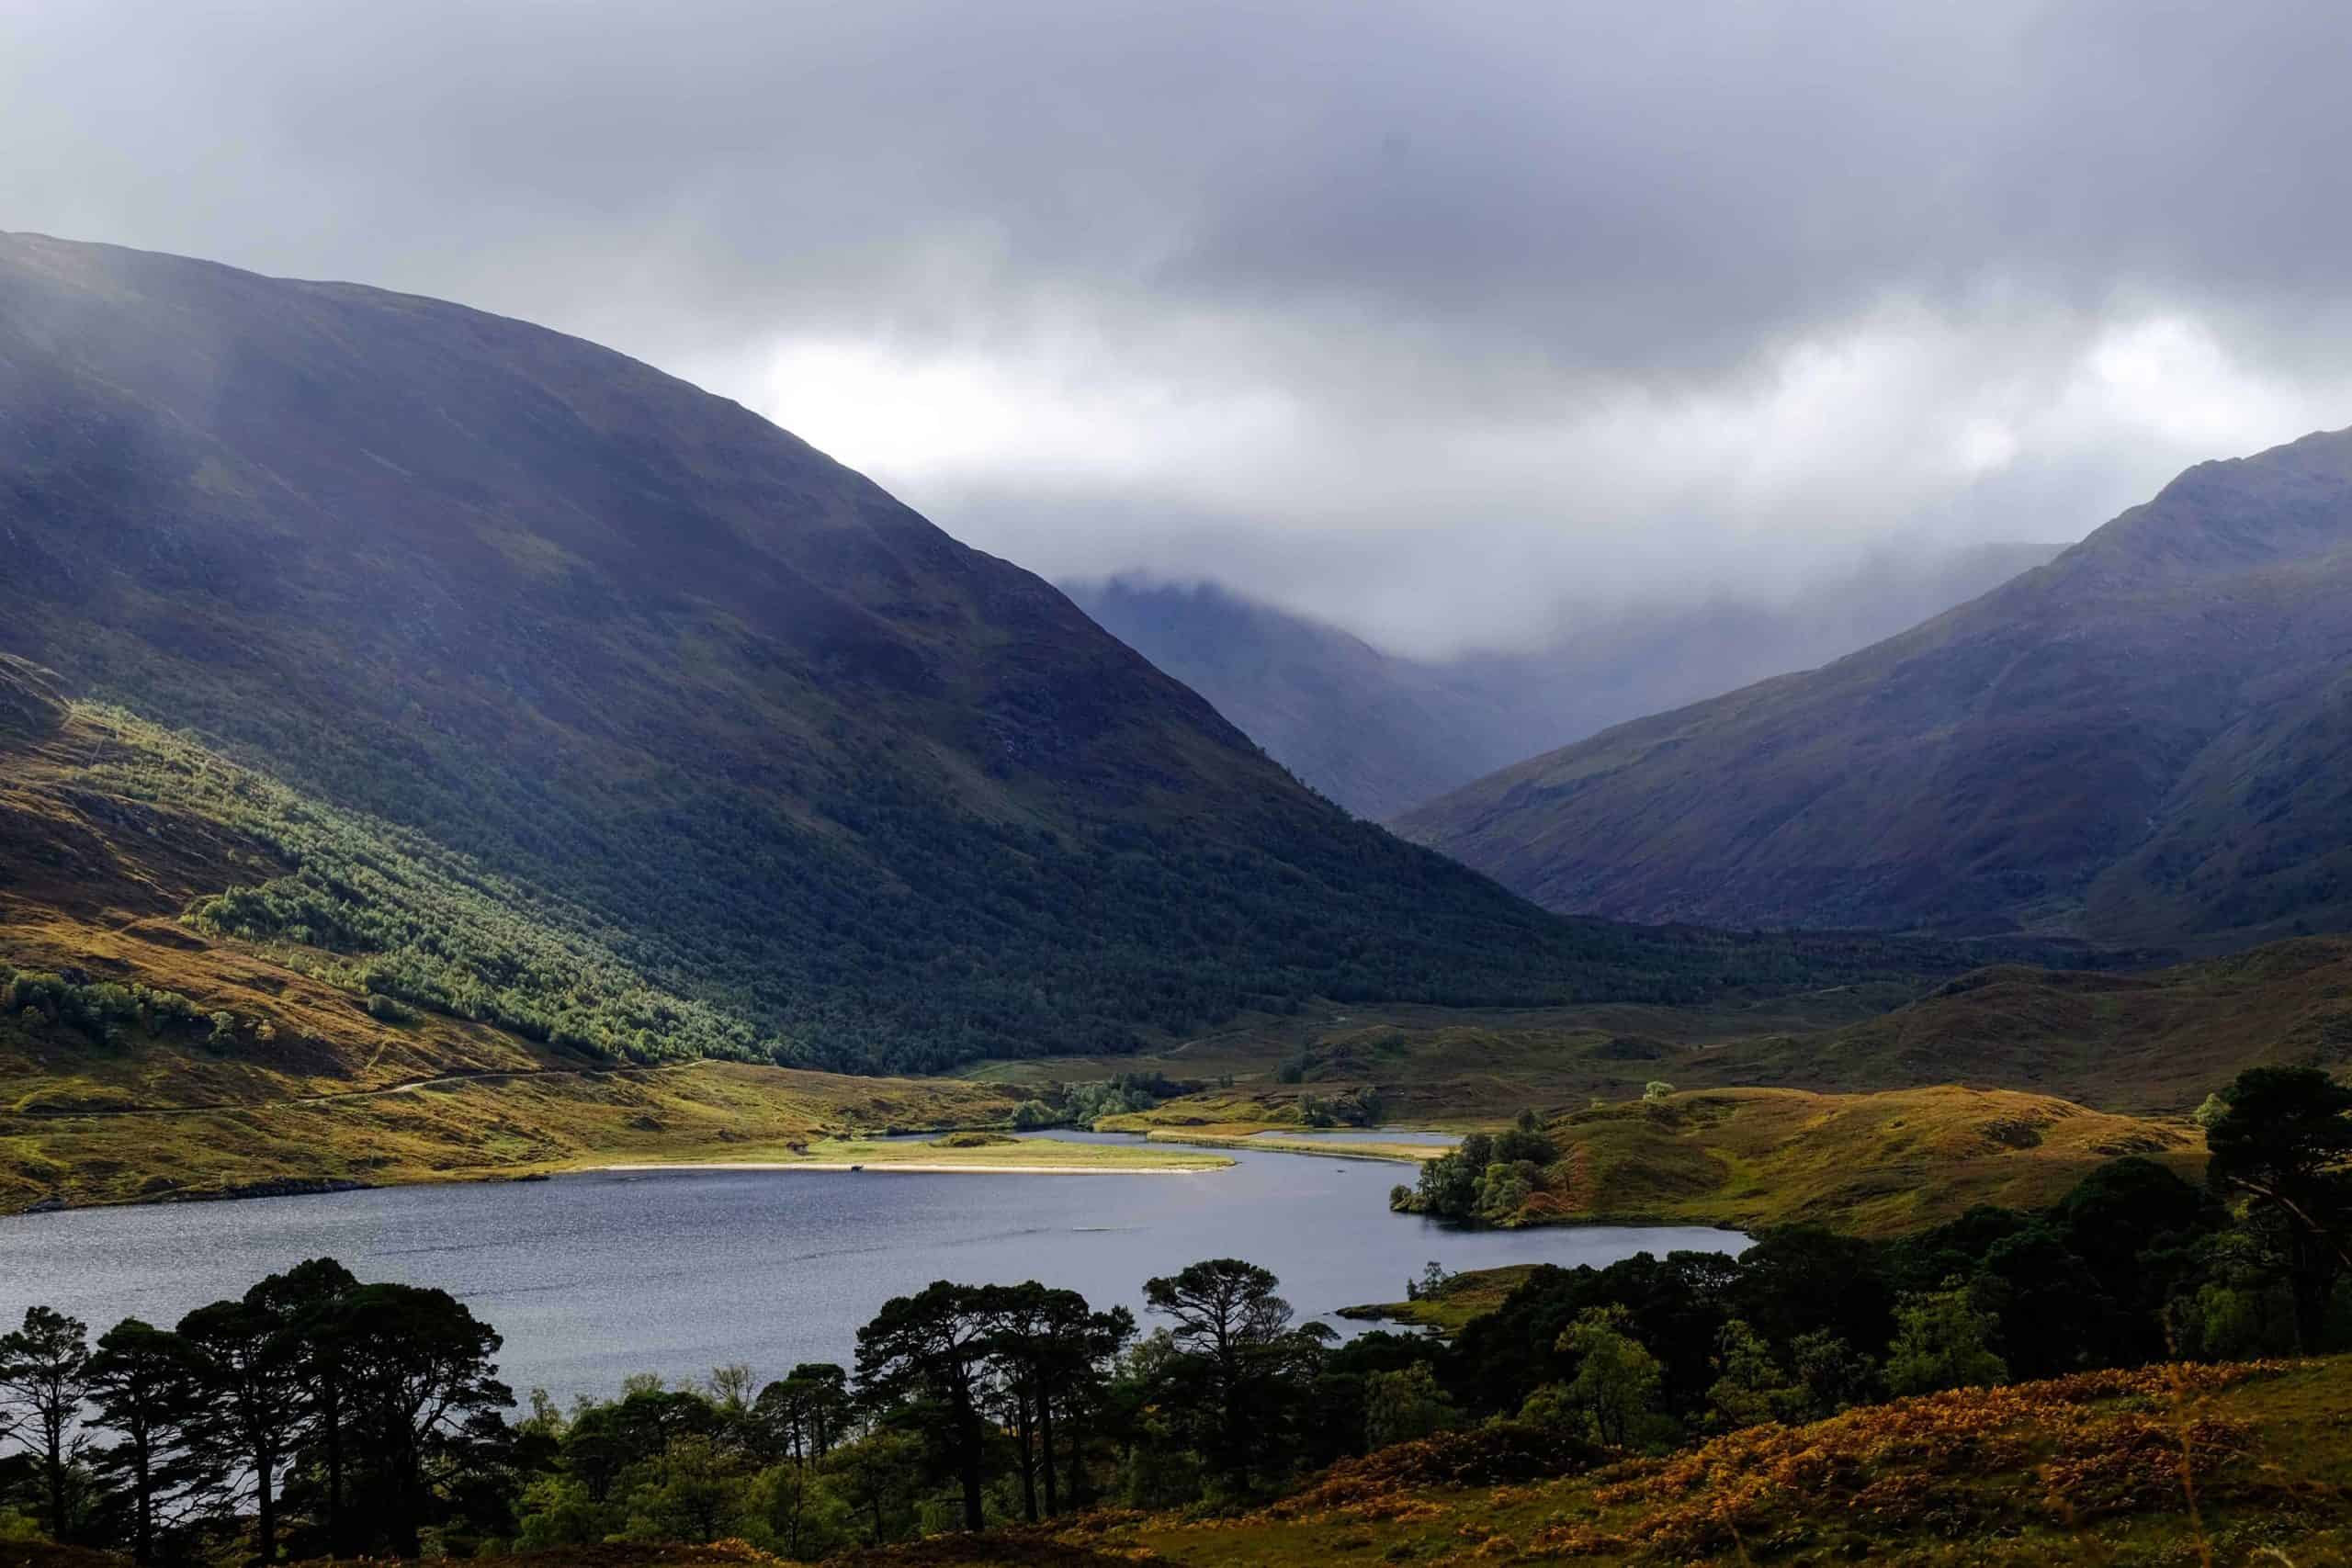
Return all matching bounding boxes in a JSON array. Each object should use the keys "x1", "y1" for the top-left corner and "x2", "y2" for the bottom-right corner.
[
  {"x1": 37, "y1": 698, "x2": 1996, "y2": 1083},
  {"x1": 2, "y1": 1066, "x2": 2343, "y2": 1563}
]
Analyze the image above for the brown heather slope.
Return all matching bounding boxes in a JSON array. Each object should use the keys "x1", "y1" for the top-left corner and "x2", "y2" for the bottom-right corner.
[
  {"x1": 1074, "y1": 1358, "x2": 2352, "y2": 1567},
  {"x1": 1399, "y1": 424, "x2": 2352, "y2": 948}
]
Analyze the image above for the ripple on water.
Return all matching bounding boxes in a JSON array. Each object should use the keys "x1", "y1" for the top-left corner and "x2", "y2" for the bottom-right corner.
[{"x1": 0, "y1": 1132, "x2": 1743, "y2": 1401}]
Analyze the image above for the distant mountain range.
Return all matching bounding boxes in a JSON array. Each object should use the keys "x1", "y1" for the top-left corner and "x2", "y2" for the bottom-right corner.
[
  {"x1": 1400, "y1": 426, "x2": 2352, "y2": 949},
  {"x1": 0, "y1": 232, "x2": 1948, "y2": 1081},
  {"x1": 1067, "y1": 543, "x2": 2062, "y2": 820}
]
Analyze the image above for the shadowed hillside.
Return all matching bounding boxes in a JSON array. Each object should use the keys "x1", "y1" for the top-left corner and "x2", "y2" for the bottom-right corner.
[
  {"x1": 1400, "y1": 425, "x2": 2352, "y2": 948},
  {"x1": 0, "y1": 233, "x2": 1954, "y2": 1086}
]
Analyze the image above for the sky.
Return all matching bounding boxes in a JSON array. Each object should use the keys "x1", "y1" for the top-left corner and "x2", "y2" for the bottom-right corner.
[{"x1": 9, "y1": 0, "x2": 2352, "y2": 657}]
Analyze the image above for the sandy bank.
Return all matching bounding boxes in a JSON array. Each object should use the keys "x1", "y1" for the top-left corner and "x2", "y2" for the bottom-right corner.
[{"x1": 584, "y1": 1159, "x2": 1225, "y2": 1176}]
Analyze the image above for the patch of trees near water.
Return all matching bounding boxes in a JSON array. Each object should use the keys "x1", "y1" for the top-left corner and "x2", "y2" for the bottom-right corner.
[{"x1": 1, "y1": 1068, "x2": 2344, "y2": 1562}]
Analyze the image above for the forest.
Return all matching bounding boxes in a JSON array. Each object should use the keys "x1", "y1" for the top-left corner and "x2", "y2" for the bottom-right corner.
[
  {"x1": 1, "y1": 1066, "x2": 2344, "y2": 1562},
  {"x1": 42, "y1": 694, "x2": 2013, "y2": 1082}
]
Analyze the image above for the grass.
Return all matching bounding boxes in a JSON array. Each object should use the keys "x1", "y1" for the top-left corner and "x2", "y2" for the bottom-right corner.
[
  {"x1": 1336, "y1": 1264, "x2": 1545, "y2": 1334},
  {"x1": 1503, "y1": 1086, "x2": 2200, "y2": 1237},
  {"x1": 598, "y1": 1132, "x2": 1230, "y2": 1174},
  {"x1": 1032, "y1": 1356, "x2": 2352, "y2": 1567},
  {"x1": 1135, "y1": 1130, "x2": 1444, "y2": 1164},
  {"x1": 1713, "y1": 937, "x2": 2352, "y2": 1113},
  {"x1": 0, "y1": 1060, "x2": 1070, "y2": 1212}
]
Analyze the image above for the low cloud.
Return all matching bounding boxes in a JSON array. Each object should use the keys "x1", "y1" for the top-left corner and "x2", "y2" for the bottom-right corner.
[{"x1": 9, "y1": 0, "x2": 2352, "y2": 653}]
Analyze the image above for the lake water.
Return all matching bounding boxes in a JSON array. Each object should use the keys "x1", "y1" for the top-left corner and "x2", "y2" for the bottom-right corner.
[
  {"x1": 1248, "y1": 1128, "x2": 1462, "y2": 1145},
  {"x1": 0, "y1": 1133, "x2": 1742, "y2": 1402}
]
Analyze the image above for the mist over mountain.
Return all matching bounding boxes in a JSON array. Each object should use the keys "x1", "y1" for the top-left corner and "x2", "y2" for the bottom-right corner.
[
  {"x1": 1067, "y1": 542, "x2": 2062, "y2": 819},
  {"x1": 1400, "y1": 425, "x2": 2352, "y2": 949},
  {"x1": 0, "y1": 232, "x2": 1947, "y2": 1079}
]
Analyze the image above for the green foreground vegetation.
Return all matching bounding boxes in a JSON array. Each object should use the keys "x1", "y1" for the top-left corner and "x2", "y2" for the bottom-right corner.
[{"x1": 2, "y1": 1066, "x2": 2347, "y2": 1566}]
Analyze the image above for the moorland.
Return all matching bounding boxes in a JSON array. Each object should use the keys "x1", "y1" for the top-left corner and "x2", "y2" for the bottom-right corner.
[{"x1": 2, "y1": 233, "x2": 2350, "y2": 1565}]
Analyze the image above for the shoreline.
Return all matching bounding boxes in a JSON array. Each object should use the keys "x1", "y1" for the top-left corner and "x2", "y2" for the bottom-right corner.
[{"x1": 584, "y1": 1159, "x2": 1225, "y2": 1176}]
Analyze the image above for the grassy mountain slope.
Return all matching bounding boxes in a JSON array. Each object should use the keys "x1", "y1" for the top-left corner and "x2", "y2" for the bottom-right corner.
[
  {"x1": 0, "y1": 232, "x2": 1940, "y2": 1080},
  {"x1": 1506, "y1": 1086, "x2": 2197, "y2": 1236},
  {"x1": 1067, "y1": 545, "x2": 2062, "y2": 821},
  {"x1": 1711, "y1": 935, "x2": 2352, "y2": 1113},
  {"x1": 1399, "y1": 426, "x2": 2352, "y2": 946}
]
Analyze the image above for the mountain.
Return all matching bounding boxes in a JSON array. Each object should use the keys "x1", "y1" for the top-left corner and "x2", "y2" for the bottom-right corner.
[
  {"x1": 1398, "y1": 426, "x2": 2352, "y2": 947},
  {"x1": 1059, "y1": 579, "x2": 1521, "y2": 819},
  {"x1": 1066, "y1": 543, "x2": 2063, "y2": 820},
  {"x1": 0, "y1": 232, "x2": 1944, "y2": 1081}
]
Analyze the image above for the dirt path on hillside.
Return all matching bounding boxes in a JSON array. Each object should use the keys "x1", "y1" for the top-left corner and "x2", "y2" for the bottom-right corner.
[{"x1": 2, "y1": 1061, "x2": 703, "y2": 1121}]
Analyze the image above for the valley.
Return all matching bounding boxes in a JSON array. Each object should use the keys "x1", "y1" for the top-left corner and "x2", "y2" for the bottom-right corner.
[{"x1": 1, "y1": 233, "x2": 2348, "y2": 1568}]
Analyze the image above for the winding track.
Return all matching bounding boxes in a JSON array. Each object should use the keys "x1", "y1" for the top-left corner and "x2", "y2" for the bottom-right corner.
[{"x1": 2, "y1": 1060, "x2": 703, "y2": 1121}]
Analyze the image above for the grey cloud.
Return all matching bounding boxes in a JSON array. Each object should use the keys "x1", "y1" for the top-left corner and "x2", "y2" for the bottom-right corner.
[{"x1": 6, "y1": 0, "x2": 2352, "y2": 652}]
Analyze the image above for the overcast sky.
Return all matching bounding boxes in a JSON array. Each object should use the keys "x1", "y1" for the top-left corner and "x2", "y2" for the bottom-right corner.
[{"x1": 9, "y1": 0, "x2": 2352, "y2": 655}]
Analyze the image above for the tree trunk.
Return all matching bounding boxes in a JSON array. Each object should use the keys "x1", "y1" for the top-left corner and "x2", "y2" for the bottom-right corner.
[
  {"x1": 323, "y1": 1390, "x2": 345, "y2": 1557},
  {"x1": 391, "y1": 1442, "x2": 424, "y2": 1559},
  {"x1": 1016, "y1": 1387, "x2": 1039, "y2": 1523},
  {"x1": 956, "y1": 1383, "x2": 985, "y2": 1531},
  {"x1": 1039, "y1": 1396, "x2": 1059, "y2": 1516},
  {"x1": 43, "y1": 1428, "x2": 66, "y2": 1544},
  {"x1": 254, "y1": 1453, "x2": 277, "y2": 1568},
  {"x1": 130, "y1": 1437, "x2": 153, "y2": 1565}
]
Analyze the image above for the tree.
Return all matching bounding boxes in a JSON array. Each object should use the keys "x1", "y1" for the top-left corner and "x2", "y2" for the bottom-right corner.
[
  {"x1": 706, "y1": 1363, "x2": 756, "y2": 1419},
  {"x1": 630, "y1": 1433, "x2": 741, "y2": 1543},
  {"x1": 1401, "y1": 1133, "x2": 1493, "y2": 1224},
  {"x1": 1883, "y1": 1288, "x2": 2007, "y2": 1395},
  {"x1": 84, "y1": 1319, "x2": 212, "y2": 1564},
  {"x1": 823, "y1": 1428, "x2": 925, "y2": 1545},
  {"x1": 854, "y1": 1282, "x2": 997, "y2": 1530},
  {"x1": 0, "y1": 1306, "x2": 91, "y2": 1542},
  {"x1": 1788, "y1": 1330, "x2": 1878, "y2": 1418},
  {"x1": 179, "y1": 1293, "x2": 305, "y2": 1563},
  {"x1": 1729, "y1": 1225, "x2": 1896, "y2": 1354},
  {"x1": 980, "y1": 1283, "x2": 1110, "y2": 1520},
  {"x1": 1363, "y1": 1364, "x2": 1456, "y2": 1448},
  {"x1": 2202, "y1": 1066, "x2": 2352, "y2": 1350},
  {"x1": 1049, "y1": 1303, "x2": 1134, "y2": 1510},
  {"x1": 1555, "y1": 1305, "x2": 1667, "y2": 1449},
  {"x1": 1976, "y1": 1224, "x2": 2109, "y2": 1378},
  {"x1": 752, "y1": 1363, "x2": 851, "y2": 1468},
  {"x1": 1643, "y1": 1081, "x2": 1676, "y2": 1102},
  {"x1": 1143, "y1": 1259, "x2": 1329, "y2": 1493},
  {"x1": 1705, "y1": 1319, "x2": 1804, "y2": 1429},
  {"x1": 331, "y1": 1282, "x2": 513, "y2": 1556},
  {"x1": 750, "y1": 1456, "x2": 849, "y2": 1559},
  {"x1": 253, "y1": 1257, "x2": 360, "y2": 1556},
  {"x1": 980, "y1": 1283, "x2": 1061, "y2": 1522}
]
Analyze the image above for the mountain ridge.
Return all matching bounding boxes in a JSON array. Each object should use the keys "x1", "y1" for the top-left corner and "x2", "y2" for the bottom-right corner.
[
  {"x1": 1398, "y1": 425, "x2": 2352, "y2": 946},
  {"x1": 1065, "y1": 541, "x2": 2064, "y2": 821},
  {"x1": 0, "y1": 231, "x2": 1955, "y2": 1081}
]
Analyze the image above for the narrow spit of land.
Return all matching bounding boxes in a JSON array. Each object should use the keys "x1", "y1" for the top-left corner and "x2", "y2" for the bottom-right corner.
[{"x1": 589, "y1": 1134, "x2": 1232, "y2": 1176}]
